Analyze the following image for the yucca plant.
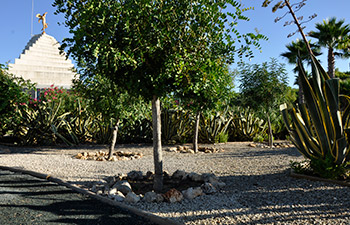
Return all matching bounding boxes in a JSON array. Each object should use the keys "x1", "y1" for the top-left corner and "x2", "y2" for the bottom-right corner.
[{"x1": 280, "y1": 54, "x2": 350, "y2": 179}]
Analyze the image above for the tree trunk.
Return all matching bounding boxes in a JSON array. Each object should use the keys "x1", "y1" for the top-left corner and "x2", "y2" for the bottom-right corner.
[
  {"x1": 193, "y1": 111, "x2": 200, "y2": 153},
  {"x1": 152, "y1": 95, "x2": 163, "y2": 192},
  {"x1": 108, "y1": 119, "x2": 120, "y2": 160},
  {"x1": 328, "y1": 47, "x2": 335, "y2": 78},
  {"x1": 267, "y1": 113, "x2": 273, "y2": 147}
]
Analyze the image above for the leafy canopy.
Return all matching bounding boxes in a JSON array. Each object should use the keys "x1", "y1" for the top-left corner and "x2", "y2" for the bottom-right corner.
[
  {"x1": 238, "y1": 58, "x2": 288, "y2": 114},
  {"x1": 309, "y1": 17, "x2": 350, "y2": 57},
  {"x1": 54, "y1": 0, "x2": 266, "y2": 100}
]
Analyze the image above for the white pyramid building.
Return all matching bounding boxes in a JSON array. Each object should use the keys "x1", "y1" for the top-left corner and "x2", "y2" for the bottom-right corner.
[{"x1": 8, "y1": 33, "x2": 77, "y2": 90}]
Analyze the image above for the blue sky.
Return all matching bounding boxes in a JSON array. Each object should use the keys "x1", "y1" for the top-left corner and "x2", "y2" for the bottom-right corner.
[{"x1": 1, "y1": 0, "x2": 350, "y2": 88}]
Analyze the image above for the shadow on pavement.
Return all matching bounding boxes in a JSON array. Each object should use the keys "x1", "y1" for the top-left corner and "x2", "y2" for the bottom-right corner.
[{"x1": 0, "y1": 170, "x2": 157, "y2": 225}]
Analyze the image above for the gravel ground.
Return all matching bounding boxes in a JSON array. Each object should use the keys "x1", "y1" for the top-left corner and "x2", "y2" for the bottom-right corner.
[{"x1": 1, "y1": 142, "x2": 350, "y2": 224}]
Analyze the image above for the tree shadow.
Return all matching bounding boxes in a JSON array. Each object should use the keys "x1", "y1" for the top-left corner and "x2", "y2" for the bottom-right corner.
[
  {"x1": 215, "y1": 146, "x2": 302, "y2": 159},
  {"x1": 0, "y1": 143, "x2": 153, "y2": 155},
  {"x1": 138, "y1": 170, "x2": 350, "y2": 224},
  {"x1": 0, "y1": 171, "x2": 156, "y2": 225}
]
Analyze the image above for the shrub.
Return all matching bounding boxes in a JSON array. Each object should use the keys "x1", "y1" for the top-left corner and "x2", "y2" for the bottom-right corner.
[{"x1": 0, "y1": 65, "x2": 34, "y2": 137}]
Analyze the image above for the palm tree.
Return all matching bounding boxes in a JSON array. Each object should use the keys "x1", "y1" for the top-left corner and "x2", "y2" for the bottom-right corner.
[
  {"x1": 309, "y1": 17, "x2": 350, "y2": 78},
  {"x1": 281, "y1": 39, "x2": 322, "y2": 103}
]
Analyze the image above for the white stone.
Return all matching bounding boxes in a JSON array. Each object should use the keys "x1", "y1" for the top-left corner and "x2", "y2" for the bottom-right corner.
[
  {"x1": 111, "y1": 191, "x2": 125, "y2": 202},
  {"x1": 108, "y1": 187, "x2": 118, "y2": 196},
  {"x1": 125, "y1": 192, "x2": 140, "y2": 203},
  {"x1": 112, "y1": 180, "x2": 132, "y2": 195},
  {"x1": 167, "y1": 147, "x2": 178, "y2": 152},
  {"x1": 182, "y1": 187, "x2": 204, "y2": 200},
  {"x1": 143, "y1": 191, "x2": 157, "y2": 203}
]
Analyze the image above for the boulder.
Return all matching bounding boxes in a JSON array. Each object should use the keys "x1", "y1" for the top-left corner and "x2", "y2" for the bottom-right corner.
[
  {"x1": 127, "y1": 170, "x2": 143, "y2": 180},
  {"x1": 90, "y1": 183, "x2": 103, "y2": 193},
  {"x1": 145, "y1": 171, "x2": 154, "y2": 180},
  {"x1": 163, "y1": 188, "x2": 183, "y2": 203},
  {"x1": 103, "y1": 186, "x2": 110, "y2": 195},
  {"x1": 188, "y1": 149, "x2": 195, "y2": 154},
  {"x1": 182, "y1": 187, "x2": 204, "y2": 200},
  {"x1": 202, "y1": 173, "x2": 219, "y2": 183},
  {"x1": 111, "y1": 191, "x2": 125, "y2": 202},
  {"x1": 125, "y1": 192, "x2": 140, "y2": 203},
  {"x1": 112, "y1": 180, "x2": 132, "y2": 195},
  {"x1": 201, "y1": 182, "x2": 217, "y2": 194},
  {"x1": 188, "y1": 172, "x2": 203, "y2": 182},
  {"x1": 167, "y1": 147, "x2": 178, "y2": 152},
  {"x1": 108, "y1": 187, "x2": 118, "y2": 197},
  {"x1": 104, "y1": 176, "x2": 121, "y2": 187},
  {"x1": 177, "y1": 146, "x2": 184, "y2": 151},
  {"x1": 108, "y1": 156, "x2": 118, "y2": 161},
  {"x1": 156, "y1": 193, "x2": 164, "y2": 203},
  {"x1": 212, "y1": 181, "x2": 226, "y2": 189},
  {"x1": 143, "y1": 191, "x2": 157, "y2": 203},
  {"x1": 172, "y1": 170, "x2": 188, "y2": 180}
]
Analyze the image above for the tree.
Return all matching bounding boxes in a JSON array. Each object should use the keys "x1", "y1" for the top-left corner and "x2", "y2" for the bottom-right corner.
[
  {"x1": 73, "y1": 75, "x2": 148, "y2": 159},
  {"x1": 238, "y1": 58, "x2": 288, "y2": 147},
  {"x1": 175, "y1": 60, "x2": 233, "y2": 152},
  {"x1": 281, "y1": 39, "x2": 321, "y2": 103},
  {"x1": 309, "y1": 17, "x2": 350, "y2": 78},
  {"x1": 335, "y1": 69, "x2": 350, "y2": 96},
  {"x1": 54, "y1": 0, "x2": 265, "y2": 192}
]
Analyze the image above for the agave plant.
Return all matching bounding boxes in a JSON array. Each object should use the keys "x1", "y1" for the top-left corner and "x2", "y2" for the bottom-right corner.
[
  {"x1": 280, "y1": 54, "x2": 350, "y2": 178},
  {"x1": 199, "y1": 109, "x2": 232, "y2": 144},
  {"x1": 229, "y1": 107, "x2": 266, "y2": 141},
  {"x1": 161, "y1": 109, "x2": 192, "y2": 144},
  {"x1": 15, "y1": 99, "x2": 70, "y2": 145}
]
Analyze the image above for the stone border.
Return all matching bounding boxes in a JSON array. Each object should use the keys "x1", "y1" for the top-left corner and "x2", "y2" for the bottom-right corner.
[
  {"x1": 0, "y1": 165, "x2": 183, "y2": 225},
  {"x1": 290, "y1": 169, "x2": 350, "y2": 187}
]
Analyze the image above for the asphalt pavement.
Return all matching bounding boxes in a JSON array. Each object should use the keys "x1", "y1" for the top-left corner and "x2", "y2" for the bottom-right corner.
[{"x1": 0, "y1": 169, "x2": 158, "y2": 225}]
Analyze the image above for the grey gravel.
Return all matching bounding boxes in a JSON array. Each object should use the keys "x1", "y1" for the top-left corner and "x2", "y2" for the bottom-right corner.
[{"x1": 1, "y1": 142, "x2": 350, "y2": 224}]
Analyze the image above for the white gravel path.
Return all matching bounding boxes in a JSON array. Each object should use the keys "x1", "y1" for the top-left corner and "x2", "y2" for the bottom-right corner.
[{"x1": 1, "y1": 142, "x2": 350, "y2": 224}]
